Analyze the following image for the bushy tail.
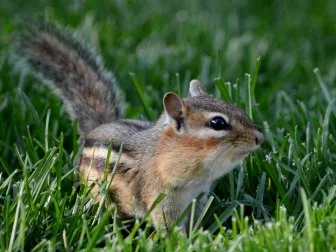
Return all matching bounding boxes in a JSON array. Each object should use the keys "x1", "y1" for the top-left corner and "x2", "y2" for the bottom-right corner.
[{"x1": 12, "y1": 23, "x2": 123, "y2": 136}]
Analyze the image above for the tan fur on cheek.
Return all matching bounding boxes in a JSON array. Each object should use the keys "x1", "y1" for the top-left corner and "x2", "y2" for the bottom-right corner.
[{"x1": 156, "y1": 127, "x2": 220, "y2": 186}]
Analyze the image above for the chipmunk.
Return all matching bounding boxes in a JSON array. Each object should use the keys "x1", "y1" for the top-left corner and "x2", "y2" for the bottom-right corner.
[{"x1": 13, "y1": 23, "x2": 264, "y2": 233}]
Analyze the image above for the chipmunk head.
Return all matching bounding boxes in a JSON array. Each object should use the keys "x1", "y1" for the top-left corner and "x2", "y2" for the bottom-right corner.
[{"x1": 158, "y1": 80, "x2": 264, "y2": 186}]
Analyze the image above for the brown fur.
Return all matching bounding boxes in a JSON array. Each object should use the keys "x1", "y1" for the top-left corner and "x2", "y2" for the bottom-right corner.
[
  {"x1": 13, "y1": 23, "x2": 265, "y2": 234},
  {"x1": 156, "y1": 127, "x2": 218, "y2": 182}
]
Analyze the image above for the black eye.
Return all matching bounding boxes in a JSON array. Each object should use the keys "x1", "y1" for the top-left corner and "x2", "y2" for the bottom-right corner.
[{"x1": 209, "y1": 116, "x2": 231, "y2": 131}]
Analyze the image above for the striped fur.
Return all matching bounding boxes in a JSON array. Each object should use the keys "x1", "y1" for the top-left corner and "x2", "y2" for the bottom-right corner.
[{"x1": 13, "y1": 23, "x2": 265, "y2": 233}]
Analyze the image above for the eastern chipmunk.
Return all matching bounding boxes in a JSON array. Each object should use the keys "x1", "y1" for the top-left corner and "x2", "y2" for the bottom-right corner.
[{"x1": 13, "y1": 23, "x2": 264, "y2": 233}]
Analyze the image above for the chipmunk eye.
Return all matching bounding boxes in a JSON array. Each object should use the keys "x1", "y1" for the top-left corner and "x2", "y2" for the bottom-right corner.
[{"x1": 209, "y1": 116, "x2": 231, "y2": 131}]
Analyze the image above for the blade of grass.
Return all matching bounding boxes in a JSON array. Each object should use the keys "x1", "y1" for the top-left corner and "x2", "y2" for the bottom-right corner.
[
  {"x1": 245, "y1": 73, "x2": 253, "y2": 119},
  {"x1": 8, "y1": 182, "x2": 24, "y2": 252},
  {"x1": 129, "y1": 73, "x2": 154, "y2": 121},
  {"x1": 255, "y1": 172, "x2": 266, "y2": 219},
  {"x1": 301, "y1": 188, "x2": 314, "y2": 252},
  {"x1": 314, "y1": 68, "x2": 332, "y2": 103},
  {"x1": 86, "y1": 206, "x2": 113, "y2": 251},
  {"x1": 251, "y1": 57, "x2": 260, "y2": 99},
  {"x1": 209, "y1": 201, "x2": 239, "y2": 233}
]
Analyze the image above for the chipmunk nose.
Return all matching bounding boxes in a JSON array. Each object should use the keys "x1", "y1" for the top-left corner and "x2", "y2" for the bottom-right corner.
[{"x1": 254, "y1": 127, "x2": 265, "y2": 146}]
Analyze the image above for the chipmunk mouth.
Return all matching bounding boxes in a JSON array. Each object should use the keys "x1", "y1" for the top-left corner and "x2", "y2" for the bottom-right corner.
[
  {"x1": 236, "y1": 141, "x2": 261, "y2": 156},
  {"x1": 232, "y1": 149, "x2": 251, "y2": 161},
  {"x1": 240, "y1": 150, "x2": 251, "y2": 156}
]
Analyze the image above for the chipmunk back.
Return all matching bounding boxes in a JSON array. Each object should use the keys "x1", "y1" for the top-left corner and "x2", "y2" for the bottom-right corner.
[{"x1": 13, "y1": 23, "x2": 264, "y2": 233}]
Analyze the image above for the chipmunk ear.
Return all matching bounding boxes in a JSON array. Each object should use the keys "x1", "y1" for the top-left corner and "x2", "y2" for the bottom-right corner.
[
  {"x1": 163, "y1": 92, "x2": 186, "y2": 130},
  {"x1": 189, "y1": 79, "x2": 208, "y2": 97}
]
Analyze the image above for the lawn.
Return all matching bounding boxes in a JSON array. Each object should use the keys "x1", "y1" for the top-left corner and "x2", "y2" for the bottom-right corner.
[{"x1": 0, "y1": 0, "x2": 335, "y2": 251}]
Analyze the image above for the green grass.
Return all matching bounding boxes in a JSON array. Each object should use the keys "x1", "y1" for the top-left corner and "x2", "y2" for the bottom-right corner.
[{"x1": 1, "y1": 0, "x2": 336, "y2": 251}]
